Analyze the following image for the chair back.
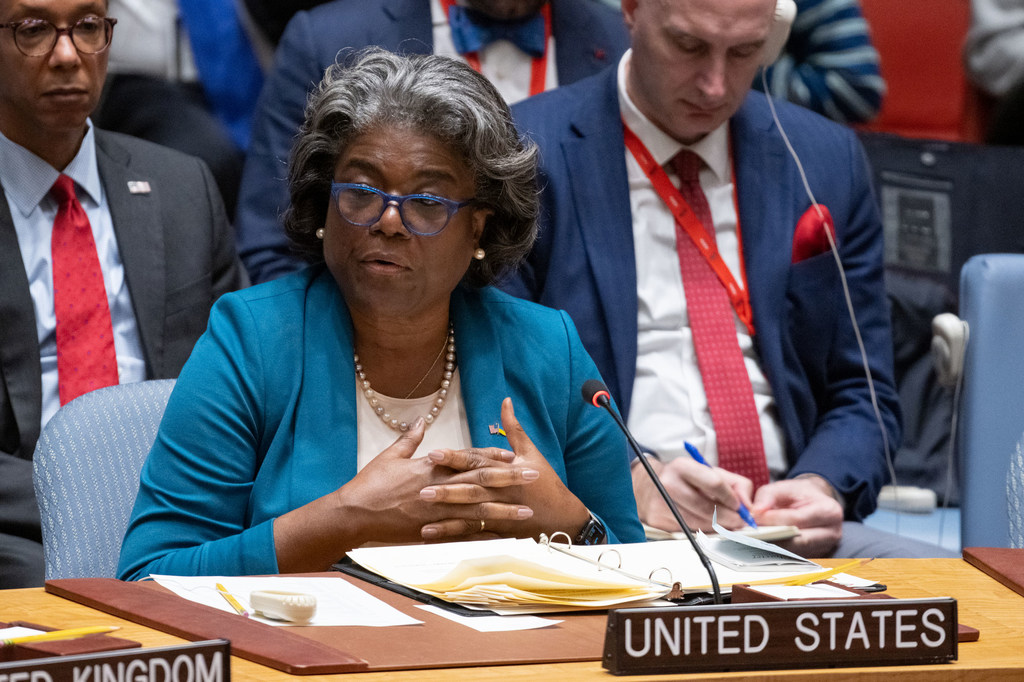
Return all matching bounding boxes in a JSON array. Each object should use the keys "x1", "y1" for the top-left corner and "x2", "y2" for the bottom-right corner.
[
  {"x1": 859, "y1": 133, "x2": 1024, "y2": 506},
  {"x1": 32, "y1": 379, "x2": 176, "y2": 579},
  {"x1": 958, "y1": 255, "x2": 1024, "y2": 548},
  {"x1": 858, "y1": 0, "x2": 986, "y2": 142}
]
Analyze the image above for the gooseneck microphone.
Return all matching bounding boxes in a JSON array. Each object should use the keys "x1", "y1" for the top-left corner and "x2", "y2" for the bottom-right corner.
[{"x1": 581, "y1": 379, "x2": 722, "y2": 604}]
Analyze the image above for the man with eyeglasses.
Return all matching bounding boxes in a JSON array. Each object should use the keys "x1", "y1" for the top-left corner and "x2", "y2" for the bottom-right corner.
[
  {"x1": 0, "y1": 0, "x2": 246, "y2": 588},
  {"x1": 233, "y1": 0, "x2": 631, "y2": 286}
]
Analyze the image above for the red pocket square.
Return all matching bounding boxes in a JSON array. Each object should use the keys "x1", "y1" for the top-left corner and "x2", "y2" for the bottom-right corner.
[{"x1": 791, "y1": 204, "x2": 836, "y2": 263}]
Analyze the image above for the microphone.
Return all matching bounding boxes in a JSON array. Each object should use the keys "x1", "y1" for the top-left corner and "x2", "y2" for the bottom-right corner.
[{"x1": 581, "y1": 379, "x2": 722, "y2": 604}]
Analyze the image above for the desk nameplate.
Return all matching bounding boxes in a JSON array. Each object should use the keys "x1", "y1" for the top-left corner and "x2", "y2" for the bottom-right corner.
[
  {"x1": 0, "y1": 639, "x2": 230, "y2": 682},
  {"x1": 603, "y1": 597, "x2": 957, "y2": 675}
]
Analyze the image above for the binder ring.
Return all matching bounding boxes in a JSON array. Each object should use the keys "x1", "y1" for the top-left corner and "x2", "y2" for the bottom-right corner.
[
  {"x1": 649, "y1": 566, "x2": 673, "y2": 584},
  {"x1": 597, "y1": 548, "x2": 622, "y2": 570},
  {"x1": 537, "y1": 534, "x2": 674, "y2": 592},
  {"x1": 542, "y1": 531, "x2": 573, "y2": 548}
]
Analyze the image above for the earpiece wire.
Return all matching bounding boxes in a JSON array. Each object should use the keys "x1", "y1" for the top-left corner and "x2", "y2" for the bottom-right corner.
[{"x1": 758, "y1": 68, "x2": 899, "y2": 524}]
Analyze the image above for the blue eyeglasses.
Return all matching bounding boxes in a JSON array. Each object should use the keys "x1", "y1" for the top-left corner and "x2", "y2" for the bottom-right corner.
[{"x1": 330, "y1": 182, "x2": 475, "y2": 236}]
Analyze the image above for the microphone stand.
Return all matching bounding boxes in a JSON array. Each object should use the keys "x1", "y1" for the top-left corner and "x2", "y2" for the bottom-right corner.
[{"x1": 586, "y1": 384, "x2": 722, "y2": 604}]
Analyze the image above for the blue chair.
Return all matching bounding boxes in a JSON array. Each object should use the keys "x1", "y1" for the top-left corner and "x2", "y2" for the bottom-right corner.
[
  {"x1": 32, "y1": 380, "x2": 176, "y2": 579},
  {"x1": 958, "y1": 254, "x2": 1024, "y2": 548}
]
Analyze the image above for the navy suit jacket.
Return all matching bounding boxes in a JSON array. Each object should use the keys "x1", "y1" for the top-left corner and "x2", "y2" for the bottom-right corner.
[
  {"x1": 506, "y1": 67, "x2": 901, "y2": 521},
  {"x1": 0, "y1": 130, "x2": 247, "y2": 586},
  {"x1": 235, "y1": 0, "x2": 629, "y2": 284}
]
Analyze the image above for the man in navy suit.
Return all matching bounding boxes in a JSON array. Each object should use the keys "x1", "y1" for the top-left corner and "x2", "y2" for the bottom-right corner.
[
  {"x1": 506, "y1": 0, "x2": 950, "y2": 557},
  {"x1": 235, "y1": 0, "x2": 629, "y2": 284}
]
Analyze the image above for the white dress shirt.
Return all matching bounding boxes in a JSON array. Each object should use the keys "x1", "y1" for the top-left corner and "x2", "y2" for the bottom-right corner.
[
  {"x1": 356, "y1": 369, "x2": 472, "y2": 470},
  {"x1": 430, "y1": 0, "x2": 558, "y2": 104},
  {"x1": 616, "y1": 51, "x2": 787, "y2": 478},
  {"x1": 107, "y1": 0, "x2": 198, "y2": 81},
  {"x1": 0, "y1": 123, "x2": 146, "y2": 431}
]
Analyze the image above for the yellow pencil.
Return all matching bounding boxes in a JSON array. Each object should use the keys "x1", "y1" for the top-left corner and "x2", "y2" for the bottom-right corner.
[
  {"x1": 785, "y1": 558, "x2": 872, "y2": 586},
  {"x1": 2, "y1": 625, "x2": 119, "y2": 646},
  {"x1": 215, "y1": 582, "x2": 249, "y2": 617}
]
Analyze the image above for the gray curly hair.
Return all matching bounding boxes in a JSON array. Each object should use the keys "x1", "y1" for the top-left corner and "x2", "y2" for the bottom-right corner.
[{"x1": 283, "y1": 47, "x2": 540, "y2": 287}]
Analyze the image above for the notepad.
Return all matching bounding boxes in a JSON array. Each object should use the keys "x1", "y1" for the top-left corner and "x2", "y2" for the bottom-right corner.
[
  {"x1": 644, "y1": 523, "x2": 800, "y2": 543},
  {"x1": 695, "y1": 513, "x2": 818, "y2": 571}
]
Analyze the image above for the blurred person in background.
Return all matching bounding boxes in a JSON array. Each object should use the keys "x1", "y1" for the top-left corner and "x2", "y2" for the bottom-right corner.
[
  {"x1": 235, "y1": 0, "x2": 629, "y2": 284},
  {"x1": 965, "y1": 0, "x2": 1024, "y2": 145}
]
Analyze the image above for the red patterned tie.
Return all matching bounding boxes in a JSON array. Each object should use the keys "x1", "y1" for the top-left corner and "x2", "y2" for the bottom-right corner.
[
  {"x1": 671, "y1": 151, "x2": 769, "y2": 489},
  {"x1": 50, "y1": 174, "x2": 119, "y2": 405}
]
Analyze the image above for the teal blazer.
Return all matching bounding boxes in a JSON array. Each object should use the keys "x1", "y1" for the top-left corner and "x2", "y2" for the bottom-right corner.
[{"x1": 118, "y1": 267, "x2": 644, "y2": 579}]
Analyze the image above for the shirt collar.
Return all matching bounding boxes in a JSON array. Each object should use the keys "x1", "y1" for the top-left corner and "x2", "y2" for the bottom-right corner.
[
  {"x1": 431, "y1": 0, "x2": 446, "y2": 27},
  {"x1": 616, "y1": 50, "x2": 730, "y2": 182},
  {"x1": 0, "y1": 121, "x2": 102, "y2": 216}
]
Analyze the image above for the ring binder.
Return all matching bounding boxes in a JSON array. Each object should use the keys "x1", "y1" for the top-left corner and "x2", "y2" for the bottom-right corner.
[
  {"x1": 539, "y1": 533, "x2": 679, "y2": 596},
  {"x1": 346, "y1": 537, "x2": 673, "y2": 612}
]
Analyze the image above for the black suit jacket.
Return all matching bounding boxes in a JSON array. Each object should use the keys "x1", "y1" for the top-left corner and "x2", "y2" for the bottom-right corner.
[{"x1": 0, "y1": 129, "x2": 247, "y2": 585}]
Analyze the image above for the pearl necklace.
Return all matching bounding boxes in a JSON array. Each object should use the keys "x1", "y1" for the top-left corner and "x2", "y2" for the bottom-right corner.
[{"x1": 354, "y1": 324, "x2": 455, "y2": 432}]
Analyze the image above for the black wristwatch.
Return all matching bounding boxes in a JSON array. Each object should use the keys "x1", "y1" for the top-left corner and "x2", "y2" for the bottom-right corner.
[{"x1": 574, "y1": 511, "x2": 608, "y2": 546}]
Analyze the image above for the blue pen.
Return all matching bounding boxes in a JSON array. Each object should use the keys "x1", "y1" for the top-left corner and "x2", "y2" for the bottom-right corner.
[{"x1": 684, "y1": 441, "x2": 758, "y2": 528}]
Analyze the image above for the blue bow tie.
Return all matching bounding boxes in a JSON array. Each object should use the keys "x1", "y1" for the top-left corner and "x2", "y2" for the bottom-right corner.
[{"x1": 448, "y1": 5, "x2": 546, "y2": 58}]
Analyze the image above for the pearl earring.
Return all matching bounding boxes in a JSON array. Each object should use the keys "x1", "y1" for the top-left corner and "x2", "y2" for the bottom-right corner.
[
  {"x1": 473, "y1": 248, "x2": 486, "y2": 260},
  {"x1": 316, "y1": 228, "x2": 325, "y2": 239}
]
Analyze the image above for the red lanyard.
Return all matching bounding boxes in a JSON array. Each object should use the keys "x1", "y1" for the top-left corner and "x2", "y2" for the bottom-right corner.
[
  {"x1": 622, "y1": 123, "x2": 755, "y2": 335},
  {"x1": 440, "y1": 0, "x2": 552, "y2": 98}
]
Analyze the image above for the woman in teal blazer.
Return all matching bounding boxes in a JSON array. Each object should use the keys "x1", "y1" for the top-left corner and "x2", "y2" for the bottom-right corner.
[{"x1": 117, "y1": 49, "x2": 643, "y2": 580}]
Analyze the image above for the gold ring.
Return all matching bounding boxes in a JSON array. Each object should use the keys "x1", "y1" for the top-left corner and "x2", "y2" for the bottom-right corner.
[{"x1": 479, "y1": 519, "x2": 486, "y2": 532}]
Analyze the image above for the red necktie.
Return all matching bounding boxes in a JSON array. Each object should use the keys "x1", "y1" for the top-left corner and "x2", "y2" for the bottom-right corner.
[
  {"x1": 50, "y1": 174, "x2": 119, "y2": 405},
  {"x1": 671, "y1": 151, "x2": 769, "y2": 490}
]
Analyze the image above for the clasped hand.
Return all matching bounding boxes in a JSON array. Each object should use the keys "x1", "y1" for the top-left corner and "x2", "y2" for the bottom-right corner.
[{"x1": 345, "y1": 396, "x2": 589, "y2": 545}]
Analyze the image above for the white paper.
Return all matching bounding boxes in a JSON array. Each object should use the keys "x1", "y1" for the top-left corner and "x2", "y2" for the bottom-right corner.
[
  {"x1": 349, "y1": 538, "x2": 556, "y2": 586},
  {"x1": 828, "y1": 572, "x2": 882, "y2": 590},
  {"x1": 0, "y1": 627, "x2": 45, "y2": 639},
  {"x1": 754, "y1": 584, "x2": 859, "y2": 599},
  {"x1": 149, "y1": 575, "x2": 421, "y2": 627},
  {"x1": 415, "y1": 605, "x2": 562, "y2": 632},
  {"x1": 347, "y1": 537, "x2": 669, "y2": 609},
  {"x1": 645, "y1": 523, "x2": 799, "y2": 543},
  {"x1": 695, "y1": 511, "x2": 818, "y2": 570},
  {"x1": 348, "y1": 537, "x2": 828, "y2": 600}
]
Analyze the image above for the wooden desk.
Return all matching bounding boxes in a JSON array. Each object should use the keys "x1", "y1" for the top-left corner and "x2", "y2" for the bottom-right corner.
[{"x1": 3, "y1": 559, "x2": 1023, "y2": 680}]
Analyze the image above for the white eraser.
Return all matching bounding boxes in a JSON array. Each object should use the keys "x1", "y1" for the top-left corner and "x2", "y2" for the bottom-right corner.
[{"x1": 249, "y1": 590, "x2": 317, "y2": 623}]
